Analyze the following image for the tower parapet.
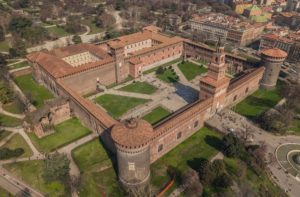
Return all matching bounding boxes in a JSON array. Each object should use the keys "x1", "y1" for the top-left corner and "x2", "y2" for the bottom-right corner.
[
  {"x1": 260, "y1": 48, "x2": 287, "y2": 90},
  {"x1": 111, "y1": 118, "x2": 153, "y2": 196}
]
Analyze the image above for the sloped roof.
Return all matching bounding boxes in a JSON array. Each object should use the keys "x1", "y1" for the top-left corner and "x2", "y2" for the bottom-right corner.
[{"x1": 261, "y1": 48, "x2": 287, "y2": 58}]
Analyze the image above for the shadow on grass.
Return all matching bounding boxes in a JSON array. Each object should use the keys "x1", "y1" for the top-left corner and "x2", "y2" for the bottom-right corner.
[
  {"x1": 187, "y1": 157, "x2": 208, "y2": 171},
  {"x1": 204, "y1": 135, "x2": 223, "y2": 151}
]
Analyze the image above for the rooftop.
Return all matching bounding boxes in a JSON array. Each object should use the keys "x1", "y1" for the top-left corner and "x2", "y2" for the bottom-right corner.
[{"x1": 261, "y1": 48, "x2": 288, "y2": 58}]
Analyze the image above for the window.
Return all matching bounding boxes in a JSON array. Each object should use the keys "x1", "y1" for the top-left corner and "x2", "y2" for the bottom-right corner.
[
  {"x1": 233, "y1": 95, "x2": 237, "y2": 101},
  {"x1": 245, "y1": 87, "x2": 249, "y2": 93},
  {"x1": 128, "y1": 162, "x2": 135, "y2": 171},
  {"x1": 158, "y1": 144, "x2": 163, "y2": 152},
  {"x1": 194, "y1": 121, "x2": 199, "y2": 128},
  {"x1": 177, "y1": 132, "x2": 182, "y2": 139}
]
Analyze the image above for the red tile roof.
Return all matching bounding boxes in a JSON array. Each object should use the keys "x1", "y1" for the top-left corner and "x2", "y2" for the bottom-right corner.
[{"x1": 261, "y1": 48, "x2": 288, "y2": 58}]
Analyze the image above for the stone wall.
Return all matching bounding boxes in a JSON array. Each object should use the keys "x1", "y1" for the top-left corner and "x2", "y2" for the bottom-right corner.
[{"x1": 61, "y1": 61, "x2": 117, "y2": 95}]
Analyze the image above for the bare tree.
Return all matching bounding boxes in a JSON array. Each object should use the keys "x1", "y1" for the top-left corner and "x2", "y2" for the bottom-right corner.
[{"x1": 240, "y1": 122, "x2": 253, "y2": 144}]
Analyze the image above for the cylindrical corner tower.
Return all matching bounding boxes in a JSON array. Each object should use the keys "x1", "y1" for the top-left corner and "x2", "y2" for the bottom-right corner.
[
  {"x1": 111, "y1": 118, "x2": 153, "y2": 196},
  {"x1": 260, "y1": 48, "x2": 287, "y2": 90}
]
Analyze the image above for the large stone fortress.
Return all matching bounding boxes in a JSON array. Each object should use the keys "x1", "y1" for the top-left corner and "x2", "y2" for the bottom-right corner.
[{"x1": 26, "y1": 26, "x2": 286, "y2": 194}]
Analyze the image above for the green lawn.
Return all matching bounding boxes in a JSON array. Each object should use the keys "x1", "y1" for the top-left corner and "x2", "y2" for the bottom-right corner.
[
  {"x1": 95, "y1": 94, "x2": 150, "y2": 118},
  {"x1": 156, "y1": 68, "x2": 179, "y2": 83},
  {"x1": 234, "y1": 84, "x2": 283, "y2": 119},
  {"x1": 0, "y1": 40, "x2": 9, "y2": 52},
  {"x1": 82, "y1": 17, "x2": 103, "y2": 35},
  {"x1": 8, "y1": 61, "x2": 29, "y2": 70},
  {"x1": 143, "y1": 58, "x2": 182, "y2": 75},
  {"x1": 1, "y1": 134, "x2": 33, "y2": 158},
  {"x1": 72, "y1": 138, "x2": 123, "y2": 197},
  {"x1": 151, "y1": 127, "x2": 221, "y2": 192},
  {"x1": 0, "y1": 113, "x2": 22, "y2": 127},
  {"x1": 118, "y1": 81, "x2": 157, "y2": 95},
  {"x1": 0, "y1": 130, "x2": 11, "y2": 141},
  {"x1": 28, "y1": 118, "x2": 91, "y2": 153},
  {"x1": 47, "y1": 26, "x2": 70, "y2": 37},
  {"x1": 178, "y1": 62, "x2": 207, "y2": 80},
  {"x1": 289, "y1": 119, "x2": 300, "y2": 135},
  {"x1": 2, "y1": 100, "x2": 23, "y2": 114},
  {"x1": 142, "y1": 106, "x2": 171, "y2": 125},
  {"x1": 14, "y1": 74, "x2": 54, "y2": 108},
  {"x1": 0, "y1": 186, "x2": 11, "y2": 196},
  {"x1": 3, "y1": 161, "x2": 68, "y2": 197}
]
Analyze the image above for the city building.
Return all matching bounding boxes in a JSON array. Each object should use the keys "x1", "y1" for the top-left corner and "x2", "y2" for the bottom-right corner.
[
  {"x1": 189, "y1": 13, "x2": 266, "y2": 46},
  {"x1": 26, "y1": 26, "x2": 286, "y2": 195}
]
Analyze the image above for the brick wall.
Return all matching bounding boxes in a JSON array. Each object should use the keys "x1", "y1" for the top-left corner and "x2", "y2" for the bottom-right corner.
[{"x1": 10, "y1": 67, "x2": 32, "y2": 77}]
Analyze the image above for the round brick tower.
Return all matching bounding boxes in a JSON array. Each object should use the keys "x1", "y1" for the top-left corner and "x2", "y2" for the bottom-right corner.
[
  {"x1": 260, "y1": 48, "x2": 287, "y2": 90},
  {"x1": 111, "y1": 118, "x2": 153, "y2": 196}
]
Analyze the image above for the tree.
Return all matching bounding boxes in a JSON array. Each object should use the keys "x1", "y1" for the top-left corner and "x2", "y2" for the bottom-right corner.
[
  {"x1": 240, "y1": 122, "x2": 253, "y2": 143},
  {"x1": 221, "y1": 133, "x2": 244, "y2": 158},
  {"x1": 213, "y1": 173, "x2": 232, "y2": 188},
  {"x1": 156, "y1": 66, "x2": 165, "y2": 75},
  {"x1": 9, "y1": 16, "x2": 32, "y2": 33},
  {"x1": 65, "y1": 16, "x2": 84, "y2": 34},
  {"x1": 72, "y1": 35, "x2": 82, "y2": 44},
  {"x1": 198, "y1": 159, "x2": 215, "y2": 184},
  {"x1": 43, "y1": 152, "x2": 70, "y2": 184},
  {"x1": 211, "y1": 159, "x2": 225, "y2": 176},
  {"x1": 0, "y1": 26, "x2": 4, "y2": 42},
  {"x1": 182, "y1": 168, "x2": 203, "y2": 197}
]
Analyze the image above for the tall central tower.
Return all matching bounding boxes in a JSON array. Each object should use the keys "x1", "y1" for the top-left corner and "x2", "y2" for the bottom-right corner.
[{"x1": 199, "y1": 41, "x2": 230, "y2": 115}]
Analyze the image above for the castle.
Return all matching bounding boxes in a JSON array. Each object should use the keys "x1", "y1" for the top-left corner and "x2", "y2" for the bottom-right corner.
[{"x1": 26, "y1": 26, "x2": 287, "y2": 195}]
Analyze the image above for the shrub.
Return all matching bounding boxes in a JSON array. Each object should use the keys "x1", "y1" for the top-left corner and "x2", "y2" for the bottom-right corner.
[
  {"x1": 0, "y1": 147, "x2": 24, "y2": 159},
  {"x1": 156, "y1": 66, "x2": 165, "y2": 75},
  {"x1": 213, "y1": 173, "x2": 232, "y2": 188}
]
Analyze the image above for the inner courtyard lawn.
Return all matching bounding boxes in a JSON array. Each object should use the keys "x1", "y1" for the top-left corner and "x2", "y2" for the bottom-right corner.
[
  {"x1": 28, "y1": 118, "x2": 91, "y2": 153},
  {"x1": 8, "y1": 61, "x2": 29, "y2": 70},
  {"x1": 143, "y1": 58, "x2": 182, "y2": 75},
  {"x1": 178, "y1": 61, "x2": 207, "y2": 80},
  {"x1": 142, "y1": 106, "x2": 171, "y2": 125},
  {"x1": 151, "y1": 127, "x2": 221, "y2": 193},
  {"x1": 3, "y1": 160, "x2": 68, "y2": 197},
  {"x1": 118, "y1": 81, "x2": 157, "y2": 94},
  {"x1": 95, "y1": 94, "x2": 150, "y2": 118},
  {"x1": 156, "y1": 68, "x2": 179, "y2": 83},
  {"x1": 72, "y1": 138, "x2": 123, "y2": 197},
  {"x1": 1, "y1": 134, "x2": 33, "y2": 158},
  {"x1": 234, "y1": 84, "x2": 283, "y2": 119},
  {"x1": 0, "y1": 113, "x2": 23, "y2": 127},
  {"x1": 14, "y1": 74, "x2": 53, "y2": 108}
]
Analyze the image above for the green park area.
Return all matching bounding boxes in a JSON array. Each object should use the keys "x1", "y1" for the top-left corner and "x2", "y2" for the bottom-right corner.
[
  {"x1": 72, "y1": 138, "x2": 124, "y2": 197},
  {"x1": 142, "y1": 106, "x2": 171, "y2": 125},
  {"x1": 178, "y1": 61, "x2": 207, "y2": 81},
  {"x1": 0, "y1": 187, "x2": 11, "y2": 196},
  {"x1": 82, "y1": 17, "x2": 103, "y2": 35},
  {"x1": 28, "y1": 118, "x2": 91, "y2": 153},
  {"x1": 14, "y1": 74, "x2": 54, "y2": 108},
  {"x1": 156, "y1": 67, "x2": 179, "y2": 83},
  {"x1": 119, "y1": 81, "x2": 157, "y2": 95},
  {"x1": 47, "y1": 26, "x2": 70, "y2": 38},
  {"x1": 95, "y1": 94, "x2": 150, "y2": 119},
  {"x1": 8, "y1": 61, "x2": 29, "y2": 70},
  {"x1": 0, "y1": 113, "x2": 23, "y2": 127},
  {"x1": 2, "y1": 100, "x2": 23, "y2": 114},
  {"x1": 234, "y1": 84, "x2": 283, "y2": 119},
  {"x1": 151, "y1": 127, "x2": 221, "y2": 194},
  {"x1": 4, "y1": 160, "x2": 68, "y2": 196},
  {"x1": 0, "y1": 130, "x2": 11, "y2": 141},
  {"x1": 1, "y1": 134, "x2": 33, "y2": 158},
  {"x1": 0, "y1": 40, "x2": 9, "y2": 52}
]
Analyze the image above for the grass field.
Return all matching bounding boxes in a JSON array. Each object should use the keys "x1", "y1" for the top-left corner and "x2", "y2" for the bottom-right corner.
[
  {"x1": 0, "y1": 186, "x2": 11, "y2": 196},
  {"x1": 8, "y1": 61, "x2": 29, "y2": 70},
  {"x1": 142, "y1": 106, "x2": 170, "y2": 125},
  {"x1": 151, "y1": 127, "x2": 221, "y2": 193},
  {"x1": 72, "y1": 138, "x2": 123, "y2": 197},
  {"x1": 82, "y1": 17, "x2": 103, "y2": 35},
  {"x1": 156, "y1": 68, "x2": 179, "y2": 83},
  {"x1": 14, "y1": 74, "x2": 53, "y2": 108},
  {"x1": 2, "y1": 100, "x2": 23, "y2": 114},
  {"x1": 47, "y1": 26, "x2": 70, "y2": 37},
  {"x1": 4, "y1": 161, "x2": 68, "y2": 197},
  {"x1": 95, "y1": 94, "x2": 150, "y2": 118},
  {"x1": 234, "y1": 84, "x2": 283, "y2": 119},
  {"x1": 1, "y1": 134, "x2": 33, "y2": 158},
  {"x1": 0, "y1": 40, "x2": 9, "y2": 52},
  {"x1": 0, "y1": 113, "x2": 22, "y2": 127},
  {"x1": 28, "y1": 118, "x2": 91, "y2": 153},
  {"x1": 0, "y1": 130, "x2": 11, "y2": 141},
  {"x1": 119, "y1": 81, "x2": 157, "y2": 94},
  {"x1": 178, "y1": 62, "x2": 207, "y2": 80}
]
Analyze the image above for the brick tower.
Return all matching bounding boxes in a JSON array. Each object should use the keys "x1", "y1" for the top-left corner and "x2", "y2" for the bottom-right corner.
[
  {"x1": 111, "y1": 118, "x2": 153, "y2": 196},
  {"x1": 260, "y1": 48, "x2": 287, "y2": 90},
  {"x1": 199, "y1": 41, "x2": 230, "y2": 114},
  {"x1": 108, "y1": 42, "x2": 128, "y2": 83}
]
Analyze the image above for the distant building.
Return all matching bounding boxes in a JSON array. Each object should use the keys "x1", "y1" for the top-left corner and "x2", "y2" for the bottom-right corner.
[
  {"x1": 230, "y1": 1, "x2": 252, "y2": 14},
  {"x1": 189, "y1": 13, "x2": 266, "y2": 46},
  {"x1": 286, "y1": 0, "x2": 300, "y2": 12},
  {"x1": 167, "y1": 14, "x2": 182, "y2": 26}
]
